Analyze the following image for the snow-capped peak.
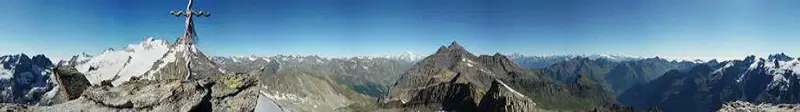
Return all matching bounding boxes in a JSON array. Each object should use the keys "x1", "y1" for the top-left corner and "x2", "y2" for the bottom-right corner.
[
  {"x1": 125, "y1": 37, "x2": 168, "y2": 52},
  {"x1": 385, "y1": 51, "x2": 425, "y2": 62},
  {"x1": 75, "y1": 37, "x2": 172, "y2": 85},
  {"x1": 724, "y1": 54, "x2": 800, "y2": 91}
]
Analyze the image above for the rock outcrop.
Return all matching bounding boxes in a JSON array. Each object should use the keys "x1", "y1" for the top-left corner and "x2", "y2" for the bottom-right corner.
[
  {"x1": 718, "y1": 101, "x2": 800, "y2": 112},
  {"x1": 478, "y1": 79, "x2": 539, "y2": 112},
  {"x1": 37, "y1": 65, "x2": 92, "y2": 105},
  {"x1": 1, "y1": 72, "x2": 259, "y2": 112}
]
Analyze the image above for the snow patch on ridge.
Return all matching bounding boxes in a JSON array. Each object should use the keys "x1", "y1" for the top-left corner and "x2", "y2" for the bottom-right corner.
[{"x1": 496, "y1": 80, "x2": 526, "y2": 97}]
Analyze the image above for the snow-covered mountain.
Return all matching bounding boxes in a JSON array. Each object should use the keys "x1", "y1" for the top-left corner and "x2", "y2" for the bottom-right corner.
[
  {"x1": 619, "y1": 53, "x2": 800, "y2": 112},
  {"x1": 383, "y1": 51, "x2": 426, "y2": 62},
  {"x1": 141, "y1": 39, "x2": 224, "y2": 81},
  {"x1": 736, "y1": 53, "x2": 800, "y2": 91},
  {"x1": 71, "y1": 37, "x2": 223, "y2": 86},
  {"x1": 73, "y1": 37, "x2": 170, "y2": 85},
  {"x1": 507, "y1": 54, "x2": 575, "y2": 68},
  {"x1": 584, "y1": 54, "x2": 642, "y2": 62},
  {"x1": 0, "y1": 53, "x2": 57, "y2": 105}
]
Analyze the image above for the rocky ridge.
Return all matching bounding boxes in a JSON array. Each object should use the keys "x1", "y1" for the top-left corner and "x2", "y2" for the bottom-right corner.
[
  {"x1": 1, "y1": 72, "x2": 260, "y2": 112},
  {"x1": 381, "y1": 42, "x2": 571, "y2": 111}
]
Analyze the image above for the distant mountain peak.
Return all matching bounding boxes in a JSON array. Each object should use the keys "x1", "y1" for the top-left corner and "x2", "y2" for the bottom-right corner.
[
  {"x1": 385, "y1": 51, "x2": 425, "y2": 61},
  {"x1": 768, "y1": 53, "x2": 793, "y2": 61},
  {"x1": 103, "y1": 48, "x2": 115, "y2": 54},
  {"x1": 447, "y1": 41, "x2": 465, "y2": 51},
  {"x1": 449, "y1": 41, "x2": 461, "y2": 47},
  {"x1": 433, "y1": 42, "x2": 472, "y2": 58},
  {"x1": 493, "y1": 52, "x2": 503, "y2": 57}
]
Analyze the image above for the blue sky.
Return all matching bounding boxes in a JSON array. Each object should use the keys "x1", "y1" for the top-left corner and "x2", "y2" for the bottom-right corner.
[{"x1": 1, "y1": 0, "x2": 799, "y2": 60}]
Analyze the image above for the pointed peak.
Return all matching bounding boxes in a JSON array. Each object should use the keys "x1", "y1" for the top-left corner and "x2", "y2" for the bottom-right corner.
[
  {"x1": 744, "y1": 55, "x2": 757, "y2": 62},
  {"x1": 15, "y1": 53, "x2": 27, "y2": 57},
  {"x1": 493, "y1": 52, "x2": 503, "y2": 57},
  {"x1": 103, "y1": 48, "x2": 116, "y2": 54},
  {"x1": 448, "y1": 41, "x2": 464, "y2": 49},
  {"x1": 144, "y1": 36, "x2": 155, "y2": 41}
]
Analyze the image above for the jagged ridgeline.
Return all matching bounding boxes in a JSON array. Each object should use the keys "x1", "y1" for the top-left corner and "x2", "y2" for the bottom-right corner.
[
  {"x1": 380, "y1": 42, "x2": 616, "y2": 111},
  {"x1": 620, "y1": 53, "x2": 800, "y2": 112}
]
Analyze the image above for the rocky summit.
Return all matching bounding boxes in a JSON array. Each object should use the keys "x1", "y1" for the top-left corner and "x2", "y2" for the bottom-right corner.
[{"x1": 380, "y1": 41, "x2": 556, "y2": 111}]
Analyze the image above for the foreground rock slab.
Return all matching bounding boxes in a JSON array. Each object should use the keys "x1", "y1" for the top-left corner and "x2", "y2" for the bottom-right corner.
[
  {"x1": 718, "y1": 101, "x2": 800, "y2": 112},
  {"x1": 0, "y1": 73, "x2": 259, "y2": 112}
]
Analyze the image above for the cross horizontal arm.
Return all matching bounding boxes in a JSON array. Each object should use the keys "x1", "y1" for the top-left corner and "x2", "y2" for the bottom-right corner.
[{"x1": 170, "y1": 10, "x2": 211, "y2": 17}]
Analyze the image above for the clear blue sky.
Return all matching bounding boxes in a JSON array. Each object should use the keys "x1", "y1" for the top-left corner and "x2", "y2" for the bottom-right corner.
[{"x1": 1, "y1": 0, "x2": 799, "y2": 60}]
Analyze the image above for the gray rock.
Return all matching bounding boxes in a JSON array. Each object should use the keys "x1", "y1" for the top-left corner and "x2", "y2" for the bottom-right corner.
[
  {"x1": 381, "y1": 42, "x2": 528, "y2": 111},
  {"x1": 718, "y1": 101, "x2": 800, "y2": 112},
  {"x1": 478, "y1": 79, "x2": 540, "y2": 112},
  {"x1": 15, "y1": 72, "x2": 259, "y2": 112}
]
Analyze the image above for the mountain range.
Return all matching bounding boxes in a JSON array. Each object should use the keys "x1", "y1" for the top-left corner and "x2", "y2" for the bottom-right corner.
[
  {"x1": 509, "y1": 54, "x2": 642, "y2": 69},
  {"x1": 379, "y1": 42, "x2": 618, "y2": 111},
  {"x1": 620, "y1": 53, "x2": 800, "y2": 112},
  {"x1": 3, "y1": 37, "x2": 800, "y2": 112}
]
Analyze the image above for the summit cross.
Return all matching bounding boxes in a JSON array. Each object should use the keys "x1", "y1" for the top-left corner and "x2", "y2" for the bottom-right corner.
[{"x1": 170, "y1": 0, "x2": 210, "y2": 45}]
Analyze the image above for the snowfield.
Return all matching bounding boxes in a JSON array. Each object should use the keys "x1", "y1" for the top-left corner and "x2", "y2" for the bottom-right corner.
[{"x1": 76, "y1": 37, "x2": 170, "y2": 85}]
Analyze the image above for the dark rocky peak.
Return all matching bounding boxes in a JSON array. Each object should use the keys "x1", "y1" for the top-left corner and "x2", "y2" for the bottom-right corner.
[
  {"x1": 768, "y1": 53, "x2": 793, "y2": 61},
  {"x1": 705, "y1": 59, "x2": 721, "y2": 68},
  {"x1": 2, "y1": 53, "x2": 31, "y2": 69},
  {"x1": 479, "y1": 53, "x2": 513, "y2": 62},
  {"x1": 476, "y1": 53, "x2": 524, "y2": 75},
  {"x1": 708, "y1": 59, "x2": 719, "y2": 64},
  {"x1": 437, "y1": 41, "x2": 470, "y2": 56},
  {"x1": 643, "y1": 56, "x2": 668, "y2": 62},
  {"x1": 430, "y1": 41, "x2": 476, "y2": 62},
  {"x1": 493, "y1": 52, "x2": 503, "y2": 57},
  {"x1": 448, "y1": 41, "x2": 464, "y2": 50},
  {"x1": 744, "y1": 55, "x2": 757, "y2": 63},
  {"x1": 31, "y1": 54, "x2": 53, "y2": 67}
]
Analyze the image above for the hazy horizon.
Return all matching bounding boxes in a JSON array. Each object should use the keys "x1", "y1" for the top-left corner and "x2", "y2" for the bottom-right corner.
[{"x1": 2, "y1": 0, "x2": 799, "y2": 61}]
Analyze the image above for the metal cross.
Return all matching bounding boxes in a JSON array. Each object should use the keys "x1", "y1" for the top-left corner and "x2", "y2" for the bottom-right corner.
[{"x1": 170, "y1": 0, "x2": 210, "y2": 45}]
